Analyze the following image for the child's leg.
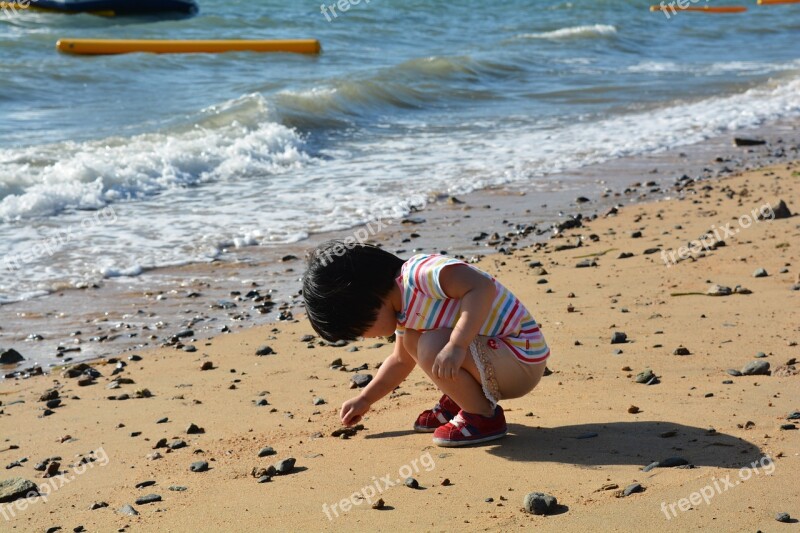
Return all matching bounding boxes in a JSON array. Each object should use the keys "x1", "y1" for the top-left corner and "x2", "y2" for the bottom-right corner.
[
  {"x1": 403, "y1": 328, "x2": 494, "y2": 417},
  {"x1": 404, "y1": 328, "x2": 546, "y2": 414}
]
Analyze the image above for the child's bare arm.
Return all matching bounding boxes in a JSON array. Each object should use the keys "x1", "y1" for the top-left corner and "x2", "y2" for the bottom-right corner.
[
  {"x1": 340, "y1": 338, "x2": 416, "y2": 425},
  {"x1": 432, "y1": 264, "x2": 496, "y2": 379}
]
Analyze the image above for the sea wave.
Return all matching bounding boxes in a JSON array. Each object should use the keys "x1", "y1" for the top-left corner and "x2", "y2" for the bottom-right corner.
[{"x1": 516, "y1": 24, "x2": 618, "y2": 40}]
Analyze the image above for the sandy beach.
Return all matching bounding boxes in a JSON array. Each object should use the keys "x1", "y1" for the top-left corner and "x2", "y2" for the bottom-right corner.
[{"x1": 1, "y1": 159, "x2": 798, "y2": 532}]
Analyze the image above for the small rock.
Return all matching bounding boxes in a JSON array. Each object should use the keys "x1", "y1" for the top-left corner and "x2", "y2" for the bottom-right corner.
[
  {"x1": 753, "y1": 268, "x2": 768, "y2": 278},
  {"x1": 0, "y1": 348, "x2": 24, "y2": 365},
  {"x1": 726, "y1": 369, "x2": 742, "y2": 377},
  {"x1": 186, "y1": 423, "x2": 205, "y2": 435},
  {"x1": 190, "y1": 461, "x2": 209, "y2": 472},
  {"x1": 404, "y1": 477, "x2": 419, "y2": 489},
  {"x1": 523, "y1": 492, "x2": 558, "y2": 515},
  {"x1": 759, "y1": 199, "x2": 792, "y2": 220},
  {"x1": 135, "y1": 494, "x2": 162, "y2": 505},
  {"x1": 673, "y1": 347, "x2": 691, "y2": 356},
  {"x1": 741, "y1": 360, "x2": 770, "y2": 376},
  {"x1": 350, "y1": 374, "x2": 373, "y2": 388},
  {"x1": 168, "y1": 485, "x2": 187, "y2": 491},
  {"x1": 312, "y1": 397, "x2": 326, "y2": 406},
  {"x1": 619, "y1": 483, "x2": 645, "y2": 497},
  {"x1": 611, "y1": 332, "x2": 628, "y2": 344},
  {"x1": 441, "y1": 478, "x2": 451, "y2": 486},
  {"x1": 576, "y1": 259, "x2": 597, "y2": 268},
  {"x1": 707, "y1": 284, "x2": 732, "y2": 296},
  {"x1": 634, "y1": 369, "x2": 655, "y2": 384},
  {"x1": 258, "y1": 447, "x2": 276, "y2": 458},
  {"x1": 134, "y1": 480, "x2": 156, "y2": 489},
  {"x1": 256, "y1": 346, "x2": 275, "y2": 356},
  {"x1": 118, "y1": 504, "x2": 139, "y2": 516},
  {"x1": 787, "y1": 411, "x2": 800, "y2": 420},
  {"x1": 628, "y1": 405, "x2": 640, "y2": 414},
  {"x1": 89, "y1": 501, "x2": 108, "y2": 510},
  {"x1": 371, "y1": 498, "x2": 385, "y2": 510},
  {"x1": 779, "y1": 424, "x2": 797, "y2": 431},
  {"x1": 0, "y1": 478, "x2": 38, "y2": 503},
  {"x1": 274, "y1": 458, "x2": 296, "y2": 475},
  {"x1": 170, "y1": 440, "x2": 187, "y2": 450},
  {"x1": 200, "y1": 361, "x2": 214, "y2": 371},
  {"x1": 775, "y1": 512, "x2": 791, "y2": 523}
]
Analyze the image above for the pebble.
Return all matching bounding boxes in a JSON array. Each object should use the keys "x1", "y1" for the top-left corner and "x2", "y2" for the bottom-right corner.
[
  {"x1": 0, "y1": 477, "x2": 38, "y2": 503},
  {"x1": 200, "y1": 361, "x2": 214, "y2": 371},
  {"x1": 135, "y1": 494, "x2": 162, "y2": 505},
  {"x1": 274, "y1": 458, "x2": 296, "y2": 475},
  {"x1": 135, "y1": 480, "x2": 156, "y2": 489},
  {"x1": 350, "y1": 374, "x2": 373, "y2": 388},
  {"x1": 170, "y1": 440, "x2": 187, "y2": 450},
  {"x1": 186, "y1": 423, "x2": 205, "y2": 434},
  {"x1": 0, "y1": 348, "x2": 24, "y2": 365},
  {"x1": 404, "y1": 477, "x2": 419, "y2": 489},
  {"x1": 441, "y1": 478, "x2": 451, "y2": 486},
  {"x1": 775, "y1": 512, "x2": 791, "y2": 523},
  {"x1": 741, "y1": 360, "x2": 770, "y2": 376},
  {"x1": 634, "y1": 369, "x2": 655, "y2": 384},
  {"x1": 118, "y1": 504, "x2": 139, "y2": 516},
  {"x1": 576, "y1": 259, "x2": 597, "y2": 268},
  {"x1": 190, "y1": 461, "x2": 209, "y2": 473},
  {"x1": 89, "y1": 502, "x2": 108, "y2": 510},
  {"x1": 523, "y1": 492, "x2": 558, "y2": 515},
  {"x1": 256, "y1": 346, "x2": 275, "y2": 356},
  {"x1": 182, "y1": 345, "x2": 197, "y2": 353},
  {"x1": 628, "y1": 405, "x2": 640, "y2": 414},
  {"x1": 753, "y1": 268, "x2": 768, "y2": 278},
  {"x1": 707, "y1": 284, "x2": 732, "y2": 296},
  {"x1": 611, "y1": 332, "x2": 628, "y2": 344},
  {"x1": 620, "y1": 483, "x2": 645, "y2": 497},
  {"x1": 258, "y1": 446, "x2": 276, "y2": 458},
  {"x1": 673, "y1": 346, "x2": 691, "y2": 356},
  {"x1": 779, "y1": 424, "x2": 797, "y2": 431},
  {"x1": 156, "y1": 417, "x2": 168, "y2": 424},
  {"x1": 787, "y1": 411, "x2": 800, "y2": 420},
  {"x1": 726, "y1": 369, "x2": 742, "y2": 377},
  {"x1": 168, "y1": 485, "x2": 187, "y2": 492},
  {"x1": 312, "y1": 397, "x2": 326, "y2": 406},
  {"x1": 754, "y1": 352, "x2": 767, "y2": 358},
  {"x1": 371, "y1": 498, "x2": 385, "y2": 510}
]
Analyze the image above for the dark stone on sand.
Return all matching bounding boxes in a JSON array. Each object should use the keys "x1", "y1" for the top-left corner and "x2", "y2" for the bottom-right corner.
[
  {"x1": 182, "y1": 345, "x2": 197, "y2": 353},
  {"x1": 312, "y1": 397, "x2": 326, "y2": 406},
  {"x1": 405, "y1": 477, "x2": 419, "y2": 489},
  {"x1": 673, "y1": 347, "x2": 691, "y2": 356},
  {"x1": 258, "y1": 447, "x2": 276, "y2": 458},
  {"x1": 256, "y1": 346, "x2": 275, "y2": 356},
  {"x1": 787, "y1": 411, "x2": 800, "y2": 420},
  {"x1": 274, "y1": 458, "x2": 296, "y2": 475},
  {"x1": 753, "y1": 268, "x2": 768, "y2": 278},
  {"x1": 186, "y1": 423, "x2": 205, "y2": 435},
  {"x1": 129, "y1": 354, "x2": 142, "y2": 361},
  {"x1": 635, "y1": 369, "x2": 655, "y2": 384},
  {"x1": 135, "y1": 494, "x2": 161, "y2": 505},
  {"x1": 257, "y1": 475, "x2": 271, "y2": 483},
  {"x1": 170, "y1": 440, "x2": 188, "y2": 450},
  {"x1": 351, "y1": 374, "x2": 373, "y2": 388},
  {"x1": 135, "y1": 480, "x2": 156, "y2": 489},
  {"x1": 371, "y1": 498, "x2": 385, "y2": 510},
  {"x1": 168, "y1": 485, "x2": 187, "y2": 491},
  {"x1": 741, "y1": 360, "x2": 770, "y2": 376},
  {"x1": 780, "y1": 424, "x2": 797, "y2": 431},
  {"x1": 617, "y1": 252, "x2": 634, "y2": 259},
  {"x1": 733, "y1": 137, "x2": 766, "y2": 147},
  {"x1": 46, "y1": 399, "x2": 62, "y2": 409},
  {"x1": 0, "y1": 478, "x2": 38, "y2": 503},
  {"x1": 722, "y1": 380, "x2": 734, "y2": 384},
  {"x1": 156, "y1": 417, "x2": 168, "y2": 424},
  {"x1": 200, "y1": 361, "x2": 214, "y2": 371},
  {"x1": 726, "y1": 369, "x2": 742, "y2": 377},
  {"x1": 190, "y1": 461, "x2": 209, "y2": 473},
  {"x1": 775, "y1": 512, "x2": 791, "y2": 523},
  {"x1": 39, "y1": 390, "x2": 59, "y2": 402},
  {"x1": 300, "y1": 334, "x2": 315, "y2": 342},
  {"x1": 762, "y1": 199, "x2": 791, "y2": 220},
  {"x1": 643, "y1": 248, "x2": 661, "y2": 255},
  {"x1": 575, "y1": 259, "x2": 597, "y2": 268},
  {"x1": 523, "y1": 492, "x2": 558, "y2": 515},
  {"x1": 0, "y1": 348, "x2": 24, "y2": 365},
  {"x1": 118, "y1": 504, "x2": 139, "y2": 516},
  {"x1": 630, "y1": 231, "x2": 642, "y2": 238},
  {"x1": 611, "y1": 332, "x2": 628, "y2": 344},
  {"x1": 44, "y1": 462, "x2": 60, "y2": 478},
  {"x1": 621, "y1": 483, "x2": 644, "y2": 497},
  {"x1": 89, "y1": 501, "x2": 108, "y2": 510}
]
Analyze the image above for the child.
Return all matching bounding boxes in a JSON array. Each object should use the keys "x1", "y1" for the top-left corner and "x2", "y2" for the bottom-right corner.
[{"x1": 302, "y1": 241, "x2": 550, "y2": 447}]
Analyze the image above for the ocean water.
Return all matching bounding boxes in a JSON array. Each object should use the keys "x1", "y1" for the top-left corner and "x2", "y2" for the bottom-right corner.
[{"x1": 1, "y1": 0, "x2": 799, "y2": 304}]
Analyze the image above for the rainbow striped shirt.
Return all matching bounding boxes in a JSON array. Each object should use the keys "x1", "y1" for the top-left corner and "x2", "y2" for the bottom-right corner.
[{"x1": 395, "y1": 254, "x2": 549, "y2": 364}]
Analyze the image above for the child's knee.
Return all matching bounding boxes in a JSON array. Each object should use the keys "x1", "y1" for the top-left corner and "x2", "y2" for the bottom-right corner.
[{"x1": 416, "y1": 329, "x2": 451, "y2": 367}]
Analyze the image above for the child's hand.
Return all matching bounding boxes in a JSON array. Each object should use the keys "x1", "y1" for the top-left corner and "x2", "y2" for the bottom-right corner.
[
  {"x1": 432, "y1": 342, "x2": 467, "y2": 380},
  {"x1": 340, "y1": 396, "x2": 370, "y2": 426}
]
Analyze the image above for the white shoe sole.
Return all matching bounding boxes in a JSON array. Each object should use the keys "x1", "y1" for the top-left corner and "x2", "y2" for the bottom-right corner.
[{"x1": 432, "y1": 429, "x2": 508, "y2": 447}]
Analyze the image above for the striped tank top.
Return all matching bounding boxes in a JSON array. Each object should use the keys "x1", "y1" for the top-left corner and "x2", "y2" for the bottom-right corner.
[{"x1": 394, "y1": 254, "x2": 550, "y2": 364}]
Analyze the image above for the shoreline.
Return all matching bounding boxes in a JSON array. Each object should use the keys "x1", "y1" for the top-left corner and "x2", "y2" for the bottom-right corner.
[
  {"x1": 0, "y1": 153, "x2": 797, "y2": 531},
  {"x1": 2, "y1": 117, "x2": 800, "y2": 374}
]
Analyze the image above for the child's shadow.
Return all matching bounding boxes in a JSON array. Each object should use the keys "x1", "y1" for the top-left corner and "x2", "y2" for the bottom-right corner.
[{"x1": 487, "y1": 421, "x2": 763, "y2": 468}]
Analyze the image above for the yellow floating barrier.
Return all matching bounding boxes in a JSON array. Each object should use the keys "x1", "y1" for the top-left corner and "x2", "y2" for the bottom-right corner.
[
  {"x1": 650, "y1": 4, "x2": 748, "y2": 12},
  {"x1": 758, "y1": 0, "x2": 800, "y2": 4},
  {"x1": 56, "y1": 39, "x2": 322, "y2": 56}
]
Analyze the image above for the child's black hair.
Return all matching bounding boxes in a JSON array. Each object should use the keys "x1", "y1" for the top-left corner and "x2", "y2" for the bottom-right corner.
[{"x1": 302, "y1": 240, "x2": 404, "y2": 342}]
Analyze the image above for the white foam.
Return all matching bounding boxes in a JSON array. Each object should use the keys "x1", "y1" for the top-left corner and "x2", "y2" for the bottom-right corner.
[{"x1": 517, "y1": 24, "x2": 617, "y2": 40}]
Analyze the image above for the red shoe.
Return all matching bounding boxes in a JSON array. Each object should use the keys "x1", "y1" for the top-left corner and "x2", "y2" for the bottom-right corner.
[
  {"x1": 432, "y1": 405, "x2": 507, "y2": 447},
  {"x1": 413, "y1": 394, "x2": 461, "y2": 433}
]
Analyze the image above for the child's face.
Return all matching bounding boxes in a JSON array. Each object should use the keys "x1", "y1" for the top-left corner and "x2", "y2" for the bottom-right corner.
[{"x1": 360, "y1": 298, "x2": 397, "y2": 338}]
